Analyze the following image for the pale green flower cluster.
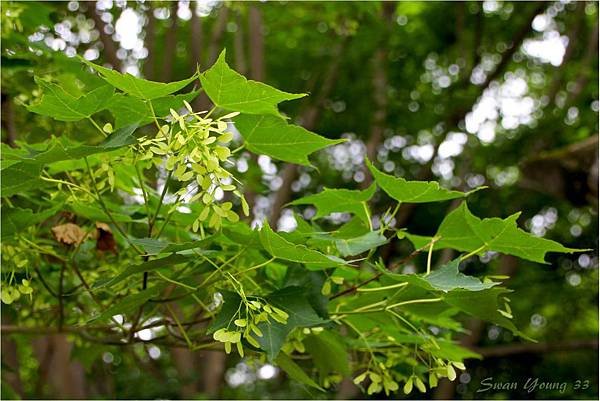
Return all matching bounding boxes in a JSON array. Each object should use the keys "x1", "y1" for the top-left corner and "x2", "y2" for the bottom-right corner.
[{"x1": 137, "y1": 101, "x2": 249, "y2": 231}]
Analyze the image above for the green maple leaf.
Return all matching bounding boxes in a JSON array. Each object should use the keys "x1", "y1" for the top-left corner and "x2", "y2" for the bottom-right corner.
[
  {"x1": 368, "y1": 160, "x2": 482, "y2": 203},
  {"x1": 259, "y1": 223, "x2": 345, "y2": 269},
  {"x1": 81, "y1": 57, "x2": 196, "y2": 100},
  {"x1": 289, "y1": 184, "x2": 376, "y2": 223},
  {"x1": 234, "y1": 114, "x2": 344, "y2": 166},
  {"x1": 28, "y1": 78, "x2": 114, "y2": 121},
  {"x1": 200, "y1": 50, "x2": 305, "y2": 117},
  {"x1": 406, "y1": 202, "x2": 585, "y2": 263}
]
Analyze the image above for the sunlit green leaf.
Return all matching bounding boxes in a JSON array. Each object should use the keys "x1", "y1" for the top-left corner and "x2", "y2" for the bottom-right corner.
[
  {"x1": 235, "y1": 114, "x2": 343, "y2": 166},
  {"x1": 200, "y1": 50, "x2": 305, "y2": 117},
  {"x1": 406, "y1": 202, "x2": 585, "y2": 263},
  {"x1": 82, "y1": 58, "x2": 196, "y2": 100},
  {"x1": 259, "y1": 223, "x2": 345, "y2": 269},
  {"x1": 368, "y1": 160, "x2": 480, "y2": 203},
  {"x1": 335, "y1": 231, "x2": 388, "y2": 257}
]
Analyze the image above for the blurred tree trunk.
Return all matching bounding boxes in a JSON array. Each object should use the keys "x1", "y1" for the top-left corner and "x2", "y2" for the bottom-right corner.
[
  {"x1": 86, "y1": 2, "x2": 120, "y2": 69},
  {"x1": 1, "y1": 94, "x2": 17, "y2": 147},
  {"x1": 361, "y1": 2, "x2": 396, "y2": 188},
  {"x1": 269, "y1": 38, "x2": 348, "y2": 226},
  {"x1": 1, "y1": 317, "x2": 23, "y2": 398},
  {"x1": 566, "y1": 21, "x2": 598, "y2": 104},
  {"x1": 248, "y1": 5, "x2": 265, "y2": 81},
  {"x1": 546, "y1": 1, "x2": 586, "y2": 104},
  {"x1": 208, "y1": 5, "x2": 230, "y2": 65},
  {"x1": 162, "y1": 1, "x2": 179, "y2": 82},
  {"x1": 244, "y1": 4, "x2": 265, "y2": 213},
  {"x1": 198, "y1": 351, "x2": 227, "y2": 397},
  {"x1": 234, "y1": 11, "x2": 247, "y2": 75},
  {"x1": 190, "y1": 2, "x2": 202, "y2": 73},
  {"x1": 190, "y1": 1, "x2": 210, "y2": 112},
  {"x1": 193, "y1": 4, "x2": 229, "y2": 112},
  {"x1": 143, "y1": 3, "x2": 156, "y2": 79},
  {"x1": 32, "y1": 335, "x2": 87, "y2": 399}
]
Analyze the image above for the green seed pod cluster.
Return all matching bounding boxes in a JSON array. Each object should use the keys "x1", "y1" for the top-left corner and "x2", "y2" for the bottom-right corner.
[
  {"x1": 212, "y1": 298, "x2": 289, "y2": 357},
  {"x1": 353, "y1": 363, "x2": 400, "y2": 396},
  {"x1": 1, "y1": 243, "x2": 34, "y2": 304},
  {"x1": 352, "y1": 350, "x2": 465, "y2": 395},
  {"x1": 136, "y1": 101, "x2": 249, "y2": 231}
]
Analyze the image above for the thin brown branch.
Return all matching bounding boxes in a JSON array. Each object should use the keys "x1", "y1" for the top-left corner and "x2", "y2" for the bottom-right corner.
[{"x1": 472, "y1": 339, "x2": 599, "y2": 358}]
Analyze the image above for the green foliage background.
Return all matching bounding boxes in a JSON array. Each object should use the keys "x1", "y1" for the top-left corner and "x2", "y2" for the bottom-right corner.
[{"x1": 1, "y1": 1, "x2": 598, "y2": 400}]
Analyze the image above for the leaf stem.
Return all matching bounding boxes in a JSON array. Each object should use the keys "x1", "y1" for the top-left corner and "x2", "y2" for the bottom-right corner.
[
  {"x1": 88, "y1": 117, "x2": 107, "y2": 137},
  {"x1": 425, "y1": 237, "x2": 437, "y2": 275},
  {"x1": 460, "y1": 244, "x2": 487, "y2": 261},
  {"x1": 357, "y1": 282, "x2": 408, "y2": 293},
  {"x1": 236, "y1": 257, "x2": 276, "y2": 276},
  {"x1": 150, "y1": 170, "x2": 173, "y2": 237},
  {"x1": 134, "y1": 163, "x2": 152, "y2": 220},
  {"x1": 146, "y1": 100, "x2": 162, "y2": 131},
  {"x1": 84, "y1": 157, "x2": 143, "y2": 255},
  {"x1": 362, "y1": 201, "x2": 373, "y2": 231},
  {"x1": 385, "y1": 298, "x2": 442, "y2": 310}
]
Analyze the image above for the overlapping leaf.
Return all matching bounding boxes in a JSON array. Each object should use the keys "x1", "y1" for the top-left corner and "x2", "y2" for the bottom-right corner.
[
  {"x1": 406, "y1": 202, "x2": 583, "y2": 263},
  {"x1": 235, "y1": 114, "x2": 343, "y2": 166},
  {"x1": 200, "y1": 50, "x2": 305, "y2": 117},
  {"x1": 82, "y1": 58, "x2": 196, "y2": 100},
  {"x1": 387, "y1": 258, "x2": 497, "y2": 293},
  {"x1": 108, "y1": 90, "x2": 200, "y2": 128},
  {"x1": 304, "y1": 331, "x2": 350, "y2": 378},
  {"x1": 425, "y1": 258, "x2": 498, "y2": 292},
  {"x1": 275, "y1": 353, "x2": 324, "y2": 391},
  {"x1": 259, "y1": 223, "x2": 345, "y2": 269},
  {"x1": 10, "y1": 125, "x2": 138, "y2": 166},
  {"x1": 28, "y1": 78, "x2": 114, "y2": 121},
  {"x1": 289, "y1": 184, "x2": 376, "y2": 223},
  {"x1": 335, "y1": 231, "x2": 388, "y2": 257},
  {"x1": 368, "y1": 160, "x2": 480, "y2": 203},
  {"x1": 88, "y1": 283, "x2": 167, "y2": 322},
  {"x1": 442, "y1": 287, "x2": 519, "y2": 334},
  {"x1": 1, "y1": 204, "x2": 62, "y2": 239},
  {"x1": 1, "y1": 162, "x2": 45, "y2": 197},
  {"x1": 256, "y1": 286, "x2": 328, "y2": 359},
  {"x1": 93, "y1": 254, "x2": 191, "y2": 289}
]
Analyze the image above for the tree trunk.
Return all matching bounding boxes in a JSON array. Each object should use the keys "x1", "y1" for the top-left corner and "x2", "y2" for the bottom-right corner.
[
  {"x1": 244, "y1": 4, "x2": 265, "y2": 213},
  {"x1": 32, "y1": 335, "x2": 87, "y2": 399},
  {"x1": 143, "y1": 3, "x2": 156, "y2": 79},
  {"x1": 162, "y1": 1, "x2": 179, "y2": 82},
  {"x1": 86, "y1": 2, "x2": 120, "y2": 69},
  {"x1": 1, "y1": 93, "x2": 17, "y2": 147},
  {"x1": 208, "y1": 5, "x2": 230, "y2": 65},
  {"x1": 248, "y1": 5, "x2": 265, "y2": 81},
  {"x1": 361, "y1": 2, "x2": 396, "y2": 188}
]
